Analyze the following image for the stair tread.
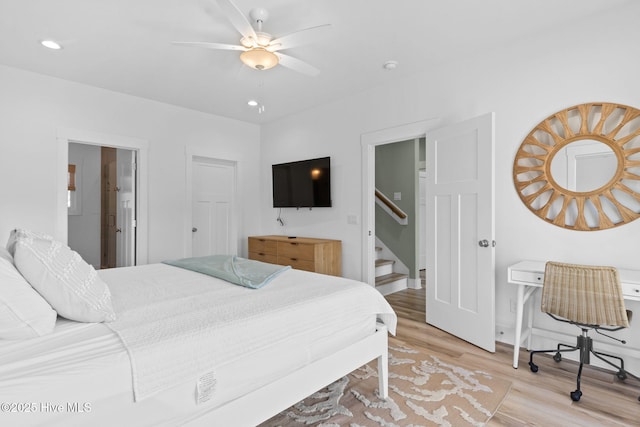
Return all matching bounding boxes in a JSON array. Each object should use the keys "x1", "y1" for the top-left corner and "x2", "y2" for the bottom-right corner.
[
  {"x1": 375, "y1": 259, "x2": 395, "y2": 267},
  {"x1": 375, "y1": 272, "x2": 408, "y2": 286}
]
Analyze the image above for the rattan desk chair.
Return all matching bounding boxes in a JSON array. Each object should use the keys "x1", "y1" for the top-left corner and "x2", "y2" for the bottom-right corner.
[{"x1": 528, "y1": 261, "x2": 640, "y2": 402}]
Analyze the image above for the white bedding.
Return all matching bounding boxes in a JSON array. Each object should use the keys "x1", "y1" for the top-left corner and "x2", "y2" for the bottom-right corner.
[
  {"x1": 104, "y1": 264, "x2": 396, "y2": 401},
  {"x1": 0, "y1": 263, "x2": 396, "y2": 426}
]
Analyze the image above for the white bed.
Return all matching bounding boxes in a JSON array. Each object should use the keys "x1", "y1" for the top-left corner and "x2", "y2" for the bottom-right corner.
[{"x1": 0, "y1": 262, "x2": 396, "y2": 427}]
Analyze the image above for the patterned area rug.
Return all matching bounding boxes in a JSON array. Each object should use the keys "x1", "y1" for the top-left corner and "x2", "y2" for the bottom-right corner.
[{"x1": 260, "y1": 341, "x2": 511, "y2": 426}]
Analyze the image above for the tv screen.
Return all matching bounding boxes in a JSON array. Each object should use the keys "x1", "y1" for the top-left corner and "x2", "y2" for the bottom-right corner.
[{"x1": 272, "y1": 157, "x2": 331, "y2": 208}]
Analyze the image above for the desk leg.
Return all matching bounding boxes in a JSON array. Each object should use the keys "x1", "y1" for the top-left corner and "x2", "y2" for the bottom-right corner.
[
  {"x1": 526, "y1": 295, "x2": 535, "y2": 350},
  {"x1": 513, "y1": 284, "x2": 525, "y2": 369}
]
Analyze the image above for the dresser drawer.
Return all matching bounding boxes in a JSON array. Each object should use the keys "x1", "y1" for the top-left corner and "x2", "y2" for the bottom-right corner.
[
  {"x1": 622, "y1": 282, "x2": 640, "y2": 299},
  {"x1": 511, "y1": 270, "x2": 544, "y2": 284},
  {"x1": 279, "y1": 256, "x2": 315, "y2": 272},
  {"x1": 248, "y1": 237, "x2": 277, "y2": 255},
  {"x1": 277, "y1": 241, "x2": 315, "y2": 260},
  {"x1": 248, "y1": 251, "x2": 278, "y2": 264}
]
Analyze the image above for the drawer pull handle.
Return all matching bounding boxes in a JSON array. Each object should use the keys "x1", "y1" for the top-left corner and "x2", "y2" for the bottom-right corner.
[
  {"x1": 291, "y1": 257, "x2": 298, "y2": 261},
  {"x1": 259, "y1": 252, "x2": 264, "y2": 256}
]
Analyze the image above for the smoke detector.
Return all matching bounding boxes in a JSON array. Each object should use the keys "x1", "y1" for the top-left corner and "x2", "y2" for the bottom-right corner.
[{"x1": 383, "y1": 60, "x2": 398, "y2": 70}]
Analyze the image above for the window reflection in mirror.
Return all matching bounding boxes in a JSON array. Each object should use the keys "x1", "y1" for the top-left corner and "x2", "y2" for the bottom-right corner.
[{"x1": 550, "y1": 140, "x2": 617, "y2": 192}]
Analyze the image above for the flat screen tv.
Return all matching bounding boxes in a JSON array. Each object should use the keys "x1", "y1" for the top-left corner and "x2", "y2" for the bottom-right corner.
[{"x1": 272, "y1": 157, "x2": 331, "y2": 208}]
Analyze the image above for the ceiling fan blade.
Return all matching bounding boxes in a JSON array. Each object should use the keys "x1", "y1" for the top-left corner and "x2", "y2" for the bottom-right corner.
[
  {"x1": 275, "y1": 53, "x2": 320, "y2": 77},
  {"x1": 215, "y1": 0, "x2": 257, "y2": 40},
  {"x1": 172, "y1": 41, "x2": 246, "y2": 51},
  {"x1": 270, "y1": 24, "x2": 331, "y2": 51}
]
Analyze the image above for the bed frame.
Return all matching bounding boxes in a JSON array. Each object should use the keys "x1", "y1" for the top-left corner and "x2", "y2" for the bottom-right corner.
[{"x1": 183, "y1": 323, "x2": 389, "y2": 426}]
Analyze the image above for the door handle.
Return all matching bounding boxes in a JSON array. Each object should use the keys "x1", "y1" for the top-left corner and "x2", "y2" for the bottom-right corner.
[
  {"x1": 192, "y1": 227, "x2": 198, "y2": 232},
  {"x1": 478, "y1": 239, "x2": 496, "y2": 248},
  {"x1": 115, "y1": 228, "x2": 122, "y2": 233}
]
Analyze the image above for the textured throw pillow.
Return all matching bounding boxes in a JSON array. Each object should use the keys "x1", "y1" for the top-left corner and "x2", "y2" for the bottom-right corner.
[
  {"x1": 6, "y1": 228, "x2": 54, "y2": 257},
  {"x1": 0, "y1": 251, "x2": 57, "y2": 339},
  {"x1": 13, "y1": 237, "x2": 116, "y2": 323}
]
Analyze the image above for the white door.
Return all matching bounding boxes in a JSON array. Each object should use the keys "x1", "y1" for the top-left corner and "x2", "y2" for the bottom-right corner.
[
  {"x1": 192, "y1": 157, "x2": 235, "y2": 257},
  {"x1": 425, "y1": 113, "x2": 495, "y2": 352},
  {"x1": 116, "y1": 148, "x2": 136, "y2": 267}
]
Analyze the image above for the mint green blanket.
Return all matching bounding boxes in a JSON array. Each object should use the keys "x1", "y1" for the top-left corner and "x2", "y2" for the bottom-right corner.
[{"x1": 162, "y1": 255, "x2": 290, "y2": 289}]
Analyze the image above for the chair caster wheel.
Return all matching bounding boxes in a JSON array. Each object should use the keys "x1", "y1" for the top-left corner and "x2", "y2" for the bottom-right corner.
[
  {"x1": 529, "y1": 362, "x2": 538, "y2": 373},
  {"x1": 553, "y1": 352, "x2": 562, "y2": 362},
  {"x1": 570, "y1": 390, "x2": 582, "y2": 401},
  {"x1": 616, "y1": 371, "x2": 627, "y2": 381}
]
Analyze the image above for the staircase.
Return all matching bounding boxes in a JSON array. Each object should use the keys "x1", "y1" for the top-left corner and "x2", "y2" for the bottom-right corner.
[{"x1": 374, "y1": 247, "x2": 408, "y2": 296}]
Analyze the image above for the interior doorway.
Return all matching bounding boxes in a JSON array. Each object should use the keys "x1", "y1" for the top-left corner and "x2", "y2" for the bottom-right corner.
[
  {"x1": 361, "y1": 119, "x2": 440, "y2": 285},
  {"x1": 373, "y1": 138, "x2": 423, "y2": 291},
  {"x1": 361, "y1": 114, "x2": 496, "y2": 352},
  {"x1": 68, "y1": 142, "x2": 137, "y2": 269}
]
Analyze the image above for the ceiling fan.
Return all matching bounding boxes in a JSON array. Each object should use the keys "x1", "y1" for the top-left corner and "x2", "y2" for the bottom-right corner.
[{"x1": 173, "y1": 0, "x2": 331, "y2": 76}]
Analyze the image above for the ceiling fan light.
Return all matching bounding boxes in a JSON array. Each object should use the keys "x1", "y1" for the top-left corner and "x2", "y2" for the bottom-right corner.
[
  {"x1": 240, "y1": 48, "x2": 278, "y2": 71},
  {"x1": 255, "y1": 32, "x2": 272, "y2": 47},
  {"x1": 240, "y1": 37, "x2": 254, "y2": 48}
]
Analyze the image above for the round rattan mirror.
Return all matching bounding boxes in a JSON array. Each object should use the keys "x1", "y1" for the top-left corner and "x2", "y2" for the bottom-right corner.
[{"x1": 513, "y1": 102, "x2": 640, "y2": 231}]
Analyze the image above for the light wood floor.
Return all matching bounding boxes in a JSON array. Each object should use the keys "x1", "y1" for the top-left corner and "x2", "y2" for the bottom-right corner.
[{"x1": 384, "y1": 288, "x2": 640, "y2": 426}]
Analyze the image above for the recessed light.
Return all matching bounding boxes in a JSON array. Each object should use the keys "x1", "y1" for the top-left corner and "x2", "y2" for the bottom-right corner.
[
  {"x1": 41, "y1": 40, "x2": 62, "y2": 50},
  {"x1": 247, "y1": 100, "x2": 259, "y2": 107}
]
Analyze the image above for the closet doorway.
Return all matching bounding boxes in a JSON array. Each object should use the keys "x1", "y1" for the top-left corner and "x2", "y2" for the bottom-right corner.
[
  {"x1": 68, "y1": 143, "x2": 137, "y2": 269},
  {"x1": 189, "y1": 156, "x2": 236, "y2": 257}
]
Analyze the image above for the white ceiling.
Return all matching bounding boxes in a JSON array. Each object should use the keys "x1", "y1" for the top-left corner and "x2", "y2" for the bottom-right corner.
[{"x1": 0, "y1": 0, "x2": 630, "y2": 124}]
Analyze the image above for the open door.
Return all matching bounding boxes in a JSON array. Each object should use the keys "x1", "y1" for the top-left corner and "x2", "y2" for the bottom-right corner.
[
  {"x1": 425, "y1": 113, "x2": 495, "y2": 352},
  {"x1": 116, "y1": 148, "x2": 136, "y2": 267},
  {"x1": 100, "y1": 147, "x2": 137, "y2": 269},
  {"x1": 101, "y1": 147, "x2": 117, "y2": 269}
]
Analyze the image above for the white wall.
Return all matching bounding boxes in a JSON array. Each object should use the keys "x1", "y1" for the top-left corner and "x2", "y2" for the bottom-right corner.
[
  {"x1": 0, "y1": 64, "x2": 261, "y2": 263},
  {"x1": 260, "y1": 3, "x2": 640, "y2": 356}
]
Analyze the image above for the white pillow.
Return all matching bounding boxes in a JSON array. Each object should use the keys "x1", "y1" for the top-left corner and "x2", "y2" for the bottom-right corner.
[
  {"x1": 6, "y1": 228, "x2": 53, "y2": 257},
  {"x1": 13, "y1": 237, "x2": 116, "y2": 323},
  {"x1": 0, "y1": 254, "x2": 57, "y2": 339}
]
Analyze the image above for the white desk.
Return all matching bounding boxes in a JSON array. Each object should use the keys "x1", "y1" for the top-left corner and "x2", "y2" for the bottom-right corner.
[{"x1": 507, "y1": 260, "x2": 640, "y2": 369}]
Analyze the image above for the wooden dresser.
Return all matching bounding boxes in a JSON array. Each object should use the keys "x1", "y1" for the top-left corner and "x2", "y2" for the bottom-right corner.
[{"x1": 248, "y1": 235, "x2": 342, "y2": 276}]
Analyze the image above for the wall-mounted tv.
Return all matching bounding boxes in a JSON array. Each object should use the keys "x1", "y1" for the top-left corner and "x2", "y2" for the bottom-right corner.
[{"x1": 272, "y1": 156, "x2": 332, "y2": 208}]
